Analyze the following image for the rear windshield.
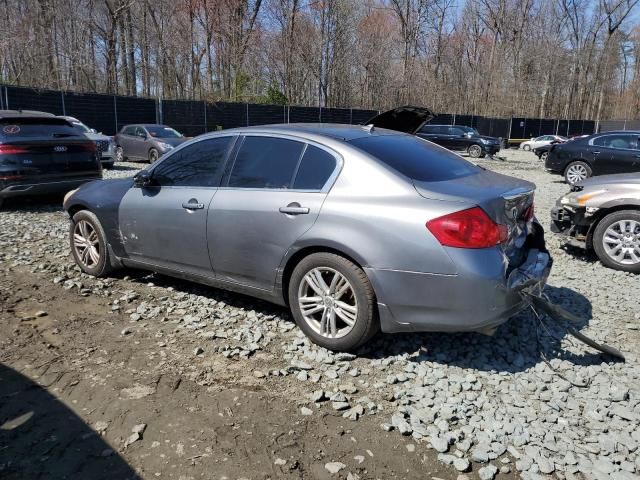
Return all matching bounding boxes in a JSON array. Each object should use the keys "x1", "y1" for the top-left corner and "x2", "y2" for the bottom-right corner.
[
  {"x1": 1, "y1": 118, "x2": 80, "y2": 138},
  {"x1": 349, "y1": 134, "x2": 480, "y2": 182},
  {"x1": 147, "y1": 126, "x2": 182, "y2": 138}
]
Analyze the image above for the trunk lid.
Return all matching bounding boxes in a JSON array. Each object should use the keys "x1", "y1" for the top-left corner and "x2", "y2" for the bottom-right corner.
[
  {"x1": 364, "y1": 106, "x2": 435, "y2": 135},
  {"x1": 414, "y1": 169, "x2": 536, "y2": 265}
]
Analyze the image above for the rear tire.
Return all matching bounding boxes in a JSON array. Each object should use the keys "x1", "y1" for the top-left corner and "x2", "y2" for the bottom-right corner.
[
  {"x1": 288, "y1": 252, "x2": 378, "y2": 351},
  {"x1": 522, "y1": 144, "x2": 531, "y2": 151},
  {"x1": 564, "y1": 161, "x2": 592, "y2": 184},
  {"x1": 540, "y1": 152, "x2": 548, "y2": 162},
  {"x1": 70, "y1": 210, "x2": 113, "y2": 277},
  {"x1": 148, "y1": 148, "x2": 159, "y2": 163},
  {"x1": 593, "y1": 210, "x2": 640, "y2": 273},
  {"x1": 468, "y1": 144, "x2": 483, "y2": 158}
]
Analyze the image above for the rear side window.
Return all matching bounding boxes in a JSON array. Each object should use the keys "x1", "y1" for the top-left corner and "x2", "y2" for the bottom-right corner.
[
  {"x1": 122, "y1": 126, "x2": 136, "y2": 135},
  {"x1": 593, "y1": 134, "x2": 638, "y2": 150},
  {"x1": 228, "y1": 136, "x2": 304, "y2": 189},
  {"x1": 293, "y1": 145, "x2": 336, "y2": 190},
  {"x1": 350, "y1": 135, "x2": 480, "y2": 182},
  {"x1": 421, "y1": 125, "x2": 438, "y2": 134},
  {"x1": 0, "y1": 119, "x2": 79, "y2": 138},
  {"x1": 152, "y1": 136, "x2": 233, "y2": 187}
]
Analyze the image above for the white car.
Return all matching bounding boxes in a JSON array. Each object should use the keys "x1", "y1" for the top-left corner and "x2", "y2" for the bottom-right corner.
[{"x1": 520, "y1": 135, "x2": 566, "y2": 151}]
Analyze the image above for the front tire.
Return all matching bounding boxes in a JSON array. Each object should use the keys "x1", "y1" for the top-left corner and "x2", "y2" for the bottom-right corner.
[
  {"x1": 468, "y1": 144, "x2": 483, "y2": 158},
  {"x1": 564, "y1": 161, "x2": 592, "y2": 184},
  {"x1": 522, "y1": 144, "x2": 531, "y2": 151},
  {"x1": 70, "y1": 210, "x2": 113, "y2": 277},
  {"x1": 593, "y1": 210, "x2": 640, "y2": 273},
  {"x1": 540, "y1": 152, "x2": 548, "y2": 162},
  {"x1": 115, "y1": 146, "x2": 124, "y2": 163},
  {"x1": 148, "y1": 148, "x2": 159, "y2": 163},
  {"x1": 288, "y1": 253, "x2": 378, "y2": 351}
]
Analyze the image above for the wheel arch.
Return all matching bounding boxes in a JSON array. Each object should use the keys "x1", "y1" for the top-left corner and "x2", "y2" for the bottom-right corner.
[
  {"x1": 586, "y1": 204, "x2": 640, "y2": 250},
  {"x1": 279, "y1": 245, "x2": 368, "y2": 306}
]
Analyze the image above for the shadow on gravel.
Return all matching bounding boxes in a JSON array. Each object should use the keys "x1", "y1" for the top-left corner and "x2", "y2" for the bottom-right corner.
[
  {"x1": 0, "y1": 363, "x2": 138, "y2": 480},
  {"x1": 561, "y1": 244, "x2": 599, "y2": 265},
  {"x1": 108, "y1": 164, "x2": 140, "y2": 172},
  {"x1": 0, "y1": 194, "x2": 65, "y2": 213},
  {"x1": 357, "y1": 284, "x2": 609, "y2": 373}
]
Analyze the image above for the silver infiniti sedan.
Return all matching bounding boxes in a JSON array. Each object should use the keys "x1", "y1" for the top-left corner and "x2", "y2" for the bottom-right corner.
[{"x1": 63, "y1": 108, "x2": 551, "y2": 351}]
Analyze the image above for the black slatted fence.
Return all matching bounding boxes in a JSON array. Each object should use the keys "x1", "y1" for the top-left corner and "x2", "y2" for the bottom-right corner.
[{"x1": 1, "y1": 84, "x2": 607, "y2": 142}]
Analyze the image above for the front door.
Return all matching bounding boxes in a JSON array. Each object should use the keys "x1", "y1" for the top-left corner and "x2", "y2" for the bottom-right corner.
[
  {"x1": 118, "y1": 135, "x2": 236, "y2": 277},
  {"x1": 592, "y1": 134, "x2": 640, "y2": 175},
  {"x1": 208, "y1": 136, "x2": 338, "y2": 291}
]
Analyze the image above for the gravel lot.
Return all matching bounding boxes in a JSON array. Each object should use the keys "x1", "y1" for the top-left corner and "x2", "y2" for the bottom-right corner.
[{"x1": 1, "y1": 149, "x2": 638, "y2": 480}]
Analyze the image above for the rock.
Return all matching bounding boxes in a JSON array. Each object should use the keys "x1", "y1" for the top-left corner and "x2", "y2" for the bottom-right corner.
[
  {"x1": 120, "y1": 327, "x2": 132, "y2": 336},
  {"x1": 453, "y1": 458, "x2": 470, "y2": 472},
  {"x1": 354, "y1": 455, "x2": 365, "y2": 464},
  {"x1": 300, "y1": 407, "x2": 313, "y2": 416},
  {"x1": 430, "y1": 436, "x2": 449, "y2": 453},
  {"x1": 324, "y1": 462, "x2": 346, "y2": 474},
  {"x1": 471, "y1": 447, "x2": 489, "y2": 463},
  {"x1": 193, "y1": 346, "x2": 204, "y2": 355},
  {"x1": 274, "y1": 458, "x2": 286, "y2": 466},
  {"x1": 311, "y1": 390, "x2": 326, "y2": 402},
  {"x1": 132, "y1": 423, "x2": 146, "y2": 434},
  {"x1": 478, "y1": 464, "x2": 498, "y2": 480},
  {"x1": 253, "y1": 370, "x2": 265, "y2": 378},
  {"x1": 34, "y1": 310, "x2": 47, "y2": 317}
]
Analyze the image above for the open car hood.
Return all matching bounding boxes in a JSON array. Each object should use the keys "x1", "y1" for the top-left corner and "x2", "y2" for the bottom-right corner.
[{"x1": 364, "y1": 106, "x2": 435, "y2": 135}]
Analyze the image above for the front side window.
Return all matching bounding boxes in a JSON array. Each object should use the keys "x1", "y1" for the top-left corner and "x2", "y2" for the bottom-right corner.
[
  {"x1": 228, "y1": 136, "x2": 305, "y2": 189},
  {"x1": 123, "y1": 126, "x2": 136, "y2": 135},
  {"x1": 421, "y1": 125, "x2": 438, "y2": 134},
  {"x1": 152, "y1": 136, "x2": 234, "y2": 187}
]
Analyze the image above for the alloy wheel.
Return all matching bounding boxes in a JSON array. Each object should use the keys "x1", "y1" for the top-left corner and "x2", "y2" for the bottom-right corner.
[
  {"x1": 468, "y1": 145, "x2": 482, "y2": 158},
  {"x1": 565, "y1": 164, "x2": 588, "y2": 184},
  {"x1": 297, "y1": 267, "x2": 358, "y2": 339},
  {"x1": 602, "y1": 219, "x2": 640, "y2": 265},
  {"x1": 540, "y1": 152, "x2": 548, "y2": 161},
  {"x1": 73, "y1": 220, "x2": 101, "y2": 268},
  {"x1": 116, "y1": 147, "x2": 123, "y2": 162}
]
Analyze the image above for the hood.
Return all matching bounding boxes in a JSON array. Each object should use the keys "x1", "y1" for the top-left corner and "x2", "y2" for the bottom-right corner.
[
  {"x1": 364, "y1": 106, "x2": 435, "y2": 135},
  {"x1": 578, "y1": 172, "x2": 640, "y2": 188},
  {"x1": 154, "y1": 137, "x2": 187, "y2": 146},
  {"x1": 477, "y1": 134, "x2": 500, "y2": 142}
]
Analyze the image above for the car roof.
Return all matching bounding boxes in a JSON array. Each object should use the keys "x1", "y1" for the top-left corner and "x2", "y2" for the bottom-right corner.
[
  {"x1": 123, "y1": 124, "x2": 169, "y2": 128},
  {"x1": 0, "y1": 109, "x2": 56, "y2": 119},
  {"x1": 594, "y1": 130, "x2": 640, "y2": 135},
  {"x1": 224, "y1": 123, "x2": 406, "y2": 141}
]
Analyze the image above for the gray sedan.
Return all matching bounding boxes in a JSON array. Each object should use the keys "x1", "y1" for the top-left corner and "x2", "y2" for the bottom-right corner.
[{"x1": 63, "y1": 120, "x2": 551, "y2": 351}]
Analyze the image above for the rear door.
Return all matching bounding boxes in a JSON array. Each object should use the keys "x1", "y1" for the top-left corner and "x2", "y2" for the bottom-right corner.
[
  {"x1": 118, "y1": 135, "x2": 235, "y2": 277},
  {"x1": 118, "y1": 126, "x2": 138, "y2": 159},
  {"x1": 208, "y1": 135, "x2": 338, "y2": 291},
  {"x1": 448, "y1": 126, "x2": 468, "y2": 151}
]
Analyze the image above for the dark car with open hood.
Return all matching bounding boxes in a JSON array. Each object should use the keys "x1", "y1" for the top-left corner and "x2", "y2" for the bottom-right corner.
[{"x1": 0, "y1": 110, "x2": 102, "y2": 209}]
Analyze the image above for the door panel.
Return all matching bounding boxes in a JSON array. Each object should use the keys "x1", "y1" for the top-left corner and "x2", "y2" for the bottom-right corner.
[
  {"x1": 119, "y1": 186, "x2": 215, "y2": 276},
  {"x1": 207, "y1": 190, "x2": 326, "y2": 290}
]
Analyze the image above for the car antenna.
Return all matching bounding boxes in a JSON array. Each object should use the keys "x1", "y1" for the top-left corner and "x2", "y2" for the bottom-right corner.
[{"x1": 361, "y1": 124, "x2": 375, "y2": 133}]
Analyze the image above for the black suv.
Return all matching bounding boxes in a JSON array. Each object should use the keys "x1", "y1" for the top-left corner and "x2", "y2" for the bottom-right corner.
[
  {"x1": 545, "y1": 131, "x2": 640, "y2": 184},
  {"x1": 0, "y1": 110, "x2": 102, "y2": 208},
  {"x1": 417, "y1": 124, "x2": 501, "y2": 158}
]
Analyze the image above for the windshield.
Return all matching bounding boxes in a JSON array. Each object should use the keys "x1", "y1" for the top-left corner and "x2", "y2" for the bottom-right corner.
[
  {"x1": 350, "y1": 134, "x2": 480, "y2": 182},
  {"x1": 147, "y1": 126, "x2": 182, "y2": 138}
]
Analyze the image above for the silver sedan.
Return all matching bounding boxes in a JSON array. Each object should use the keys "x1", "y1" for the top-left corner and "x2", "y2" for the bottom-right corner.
[{"x1": 64, "y1": 114, "x2": 551, "y2": 351}]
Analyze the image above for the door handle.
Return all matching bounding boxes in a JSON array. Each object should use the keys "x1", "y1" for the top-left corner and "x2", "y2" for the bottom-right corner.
[
  {"x1": 279, "y1": 202, "x2": 309, "y2": 215},
  {"x1": 182, "y1": 201, "x2": 204, "y2": 210},
  {"x1": 591, "y1": 150, "x2": 600, "y2": 155}
]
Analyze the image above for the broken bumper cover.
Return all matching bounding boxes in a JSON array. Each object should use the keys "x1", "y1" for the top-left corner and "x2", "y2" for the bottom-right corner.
[
  {"x1": 550, "y1": 205, "x2": 593, "y2": 249},
  {"x1": 366, "y1": 246, "x2": 552, "y2": 334}
]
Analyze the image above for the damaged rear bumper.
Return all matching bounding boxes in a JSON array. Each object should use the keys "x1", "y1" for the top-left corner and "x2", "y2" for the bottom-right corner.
[{"x1": 367, "y1": 226, "x2": 552, "y2": 334}]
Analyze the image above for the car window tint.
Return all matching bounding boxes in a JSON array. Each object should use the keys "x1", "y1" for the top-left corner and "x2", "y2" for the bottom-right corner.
[
  {"x1": 594, "y1": 134, "x2": 637, "y2": 149},
  {"x1": 449, "y1": 127, "x2": 464, "y2": 135},
  {"x1": 350, "y1": 135, "x2": 480, "y2": 182},
  {"x1": 0, "y1": 118, "x2": 80, "y2": 137},
  {"x1": 293, "y1": 145, "x2": 336, "y2": 190},
  {"x1": 421, "y1": 125, "x2": 437, "y2": 134},
  {"x1": 123, "y1": 126, "x2": 135, "y2": 135},
  {"x1": 228, "y1": 136, "x2": 304, "y2": 189},
  {"x1": 152, "y1": 136, "x2": 233, "y2": 187},
  {"x1": 135, "y1": 127, "x2": 146, "y2": 137}
]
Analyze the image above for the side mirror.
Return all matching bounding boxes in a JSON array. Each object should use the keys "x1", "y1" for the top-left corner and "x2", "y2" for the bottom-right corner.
[
  {"x1": 90, "y1": 128, "x2": 98, "y2": 134},
  {"x1": 133, "y1": 171, "x2": 153, "y2": 188}
]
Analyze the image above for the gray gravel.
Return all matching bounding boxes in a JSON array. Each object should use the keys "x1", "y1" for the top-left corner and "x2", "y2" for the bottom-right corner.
[{"x1": 1, "y1": 151, "x2": 639, "y2": 479}]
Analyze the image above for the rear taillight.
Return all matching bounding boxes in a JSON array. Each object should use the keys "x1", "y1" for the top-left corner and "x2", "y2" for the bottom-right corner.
[
  {"x1": 426, "y1": 207, "x2": 508, "y2": 249},
  {"x1": 0, "y1": 174, "x2": 23, "y2": 181},
  {"x1": 80, "y1": 142, "x2": 97, "y2": 153},
  {"x1": 523, "y1": 203, "x2": 534, "y2": 221},
  {"x1": 0, "y1": 145, "x2": 28, "y2": 154}
]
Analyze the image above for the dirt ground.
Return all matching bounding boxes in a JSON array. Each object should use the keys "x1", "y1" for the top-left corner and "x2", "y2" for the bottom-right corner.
[{"x1": 0, "y1": 265, "x2": 465, "y2": 480}]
